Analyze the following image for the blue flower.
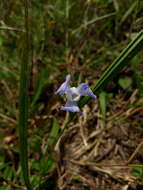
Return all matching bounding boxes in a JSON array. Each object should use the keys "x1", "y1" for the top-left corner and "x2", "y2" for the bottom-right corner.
[{"x1": 55, "y1": 74, "x2": 96, "y2": 114}]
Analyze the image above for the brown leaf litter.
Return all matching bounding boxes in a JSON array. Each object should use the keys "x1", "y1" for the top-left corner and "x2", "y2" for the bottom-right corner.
[{"x1": 55, "y1": 90, "x2": 143, "y2": 190}]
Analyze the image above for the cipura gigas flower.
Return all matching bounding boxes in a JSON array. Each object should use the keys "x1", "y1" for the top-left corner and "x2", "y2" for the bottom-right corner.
[{"x1": 55, "y1": 74, "x2": 96, "y2": 115}]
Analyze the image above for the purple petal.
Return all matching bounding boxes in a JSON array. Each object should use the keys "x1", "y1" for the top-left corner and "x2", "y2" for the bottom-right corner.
[
  {"x1": 77, "y1": 83, "x2": 96, "y2": 99},
  {"x1": 60, "y1": 101, "x2": 82, "y2": 115},
  {"x1": 55, "y1": 74, "x2": 71, "y2": 95}
]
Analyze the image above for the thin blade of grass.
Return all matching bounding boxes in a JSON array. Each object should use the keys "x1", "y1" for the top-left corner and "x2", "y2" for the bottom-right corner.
[
  {"x1": 120, "y1": 1, "x2": 138, "y2": 25},
  {"x1": 31, "y1": 65, "x2": 53, "y2": 111},
  {"x1": 113, "y1": 0, "x2": 119, "y2": 11},
  {"x1": 99, "y1": 91, "x2": 106, "y2": 124},
  {"x1": 19, "y1": 0, "x2": 31, "y2": 189},
  {"x1": 72, "y1": 12, "x2": 116, "y2": 35},
  {"x1": 48, "y1": 118, "x2": 59, "y2": 145},
  {"x1": 79, "y1": 29, "x2": 143, "y2": 107}
]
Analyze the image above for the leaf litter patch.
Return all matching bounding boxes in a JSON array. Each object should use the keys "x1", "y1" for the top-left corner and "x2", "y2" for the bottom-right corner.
[{"x1": 56, "y1": 90, "x2": 143, "y2": 190}]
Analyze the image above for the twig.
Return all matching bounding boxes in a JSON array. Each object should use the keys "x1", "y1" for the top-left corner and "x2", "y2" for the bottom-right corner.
[
  {"x1": 127, "y1": 141, "x2": 143, "y2": 164},
  {"x1": 0, "y1": 26, "x2": 25, "y2": 32}
]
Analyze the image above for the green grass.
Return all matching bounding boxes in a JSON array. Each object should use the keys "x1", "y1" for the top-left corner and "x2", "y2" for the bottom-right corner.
[{"x1": 18, "y1": 0, "x2": 31, "y2": 189}]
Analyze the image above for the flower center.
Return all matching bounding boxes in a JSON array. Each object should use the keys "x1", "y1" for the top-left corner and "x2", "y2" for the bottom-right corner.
[{"x1": 70, "y1": 87, "x2": 80, "y2": 101}]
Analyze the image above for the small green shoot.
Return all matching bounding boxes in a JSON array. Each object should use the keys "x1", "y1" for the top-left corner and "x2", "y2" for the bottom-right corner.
[
  {"x1": 118, "y1": 77, "x2": 132, "y2": 90},
  {"x1": 48, "y1": 118, "x2": 59, "y2": 145},
  {"x1": 99, "y1": 91, "x2": 106, "y2": 126}
]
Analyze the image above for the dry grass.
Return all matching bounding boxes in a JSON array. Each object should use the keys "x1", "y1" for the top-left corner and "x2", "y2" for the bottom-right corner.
[{"x1": 54, "y1": 89, "x2": 143, "y2": 190}]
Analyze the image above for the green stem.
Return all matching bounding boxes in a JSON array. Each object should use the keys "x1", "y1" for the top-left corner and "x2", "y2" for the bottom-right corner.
[{"x1": 19, "y1": 0, "x2": 31, "y2": 189}]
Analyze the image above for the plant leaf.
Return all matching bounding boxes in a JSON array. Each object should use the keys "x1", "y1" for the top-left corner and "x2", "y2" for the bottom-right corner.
[
  {"x1": 18, "y1": 1, "x2": 31, "y2": 189},
  {"x1": 118, "y1": 77, "x2": 132, "y2": 89},
  {"x1": 79, "y1": 29, "x2": 143, "y2": 107}
]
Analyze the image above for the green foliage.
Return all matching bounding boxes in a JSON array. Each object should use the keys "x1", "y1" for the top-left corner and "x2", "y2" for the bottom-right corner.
[
  {"x1": 31, "y1": 175, "x2": 41, "y2": 189},
  {"x1": 31, "y1": 65, "x2": 54, "y2": 111},
  {"x1": 131, "y1": 165, "x2": 143, "y2": 184},
  {"x1": 0, "y1": 185, "x2": 9, "y2": 190},
  {"x1": 132, "y1": 167, "x2": 143, "y2": 178},
  {"x1": 99, "y1": 92, "x2": 106, "y2": 116},
  {"x1": 18, "y1": 1, "x2": 31, "y2": 189},
  {"x1": 118, "y1": 77, "x2": 132, "y2": 90},
  {"x1": 131, "y1": 56, "x2": 143, "y2": 96},
  {"x1": 3, "y1": 166, "x2": 14, "y2": 181},
  {"x1": 30, "y1": 135, "x2": 42, "y2": 155},
  {"x1": 31, "y1": 156, "x2": 55, "y2": 189},
  {"x1": 79, "y1": 30, "x2": 143, "y2": 108},
  {"x1": 99, "y1": 91, "x2": 106, "y2": 124},
  {"x1": 48, "y1": 118, "x2": 59, "y2": 145},
  {"x1": 31, "y1": 156, "x2": 55, "y2": 175}
]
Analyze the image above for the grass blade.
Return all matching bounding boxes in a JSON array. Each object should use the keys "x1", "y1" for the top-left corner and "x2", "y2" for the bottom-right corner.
[
  {"x1": 99, "y1": 91, "x2": 106, "y2": 124},
  {"x1": 19, "y1": 0, "x2": 31, "y2": 189},
  {"x1": 120, "y1": 1, "x2": 138, "y2": 25},
  {"x1": 31, "y1": 65, "x2": 53, "y2": 111},
  {"x1": 79, "y1": 29, "x2": 143, "y2": 107},
  {"x1": 48, "y1": 118, "x2": 59, "y2": 145},
  {"x1": 72, "y1": 12, "x2": 116, "y2": 35}
]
